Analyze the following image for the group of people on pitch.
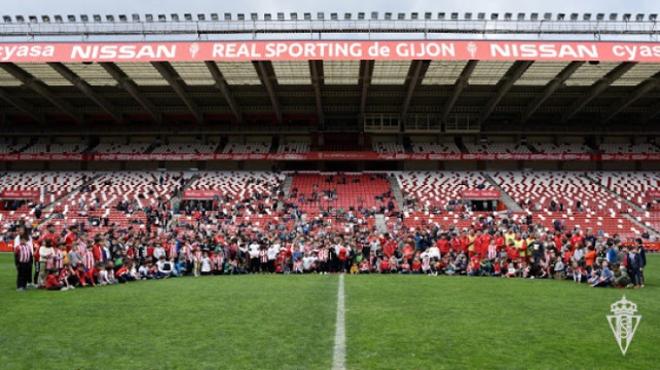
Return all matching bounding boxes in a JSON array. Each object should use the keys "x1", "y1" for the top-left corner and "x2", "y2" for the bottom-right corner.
[{"x1": 7, "y1": 208, "x2": 649, "y2": 292}]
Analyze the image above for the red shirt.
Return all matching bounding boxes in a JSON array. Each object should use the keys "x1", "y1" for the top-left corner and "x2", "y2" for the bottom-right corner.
[
  {"x1": 403, "y1": 244, "x2": 415, "y2": 259},
  {"x1": 383, "y1": 240, "x2": 396, "y2": 258},
  {"x1": 44, "y1": 274, "x2": 61, "y2": 289},
  {"x1": 379, "y1": 259, "x2": 390, "y2": 271},
  {"x1": 338, "y1": 247, "x2": 347, "y2": 261},
  {"x1": 507, "y1": 246, "x2": 519, "y2": 260},
  {"x1": 92, "y1": 244, "x2": 103, "y2": 262},
  {"x1": 64, "y1": 232, "x2": 76, "y2": 251},
  {"x1": 436, "y1": 239, "x2": 449, "y2": 255},
  {"x1": 39, "y1": 233, "x2": 59, "y2": 247},
  {"x1": 570, "y1": 235, "x2": 583, "y2": 248}
]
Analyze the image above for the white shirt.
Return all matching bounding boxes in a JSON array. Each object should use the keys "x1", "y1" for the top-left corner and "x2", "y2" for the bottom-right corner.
[
  {"x1": 248, "y1": 243, "x2": 260, "y2": 258},
  {"x1": 267, "y1": 245, "x2": 280, "y2": 260},
  {"x1": 427, "y1": 246, "x2": 441, "y2": 260},
  {"x1": 39, "y1": 246, "x2": 54, "y2": 263},
  {"x1": 157, "y1": 260, "x2": 172, "y2": 274},
  {"x1": 302, "y1": 256, "x2": 317, "y2": 270},
  {"x1": 153, "y1": 247, "x2": 166, "y2": 260},
  {"x1": 201, "y1": 257, "x2": 212, "y2": 272}
]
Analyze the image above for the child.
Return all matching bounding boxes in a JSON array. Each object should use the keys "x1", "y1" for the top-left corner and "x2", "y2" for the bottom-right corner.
[
  {"x1": 400, "y1": 259, "x2": 410, "y2": 274},
  {"x1": 76, "y1": 263, "x2": 94, "y2": 287},
  {"x1": 44, "y1": 269, "x2": 65, "y2": 291},
  {"x1": 99, "y1": 264, "x2": 112, "y2": 286},
  {"x1": 421, "y1": 254, "x2": 431, "y2": 275},
  {"x1": 553, "y1": 257, "x2": 565, "y2": 280},
  {"x1": 411, "y1": 258, "x2": 422, "y2": 274},
  {"x1": 359, "y1": 259, "x2": 371, "y2": 274},
  {"x1": 572, "y1": 262, "x2": 584, "y2": 283},
  {"x1": 59, "y1": 263, "x2": 75, "y2": 290},
  {"x1": 212, "y1": 251, "x2": 224, "y2": 275},
  {"x1": 192, "y1": 247, "x2": 202, "y2": 277},
  {"x1": 200, "y1": 252, "x2": 212, "y2": 276},
  {"x1": 506, "y1": 262, "x2": 517, "y2": 278},
  {"x1": 292, "y1": 257, "x2": 303, "y2": 274},
  {"x1": 492, "y1": 259, "x2": 502, "y2": 277},
  {"x1": 106, "y1": 263, "x2": 118, "y2": 285},
  {"x1": 138, "y1": 263, "x2": 150, "y2": 280}
]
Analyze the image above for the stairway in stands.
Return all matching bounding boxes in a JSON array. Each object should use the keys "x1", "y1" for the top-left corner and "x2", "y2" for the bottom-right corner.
[
  {"x1": 279, "y1": 175, "x2": 294, "y2": 211},
  {"x1": 583, "y1": 173, "x2": 659, "y2": 237},
  {"x1": 167, "y1": 173, "x2": 200, "y2": 229},
  {"x1": 38, "y1": 173, "x2": 101, "y2": 226},
  {"x1": 482, "y1": 172, "x2": 523, "y2": 212},
  {"x1": 582, "y1": 173, "x2": 644, "y2": 212},
  {"x1": 387, "y1": 174, "x2": 404, "y2": 210}
]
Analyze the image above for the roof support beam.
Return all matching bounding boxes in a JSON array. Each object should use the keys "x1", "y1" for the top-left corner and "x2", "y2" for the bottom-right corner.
[
  {"x1": 478, "y1": 61, "x2": 533, "y2": 125},
  {"x1": 151, "y1": 61, "x2": 204, "y2": 124},
  {"x1": 48, "y1": 62, "x2": 122, "y2": 123},
  {"x1": 520, "y1": 61, "x2": 584, "y2": 124},
  {"x1": 100, "y1": 62, "x2": 162, "y2": 124},
  {"x1": 309, "y1": 60, "x2": 325, "y2": 127},
  {"x1": 0, "y1": 88, "x2": 45, "y2": 124},
  {"x1": 400, "y1": 60, "x2": 431, "y2": 118},
  {"x1": 0, "y1": 63, "x2": 83, "y2": 124},
  {"x1": 643, "y1": 100, "x2": 660, "y2": 124},
  {"x1": 603, "y1": 72, "x2": 660, "y2": 123},
  {"x1": 560, "y1": 62, "x2": 636, "y2": 123},
  {"x1": 441, "y1": 60, "x2": 478, "y2": 122},
  {"x1": 358, "y1": 60, "x2": 375, "y2": 118},
  {"x1": 253, "y1": 61, "x2": 282, "y2": 124},
  {"x1": 205, "y1": 61, "x2": 243, "y2": 123}
]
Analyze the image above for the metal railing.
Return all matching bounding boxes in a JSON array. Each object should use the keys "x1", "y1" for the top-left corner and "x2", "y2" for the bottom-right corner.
[{"x1": 0, "y1": 19, "x2": 658, "y2": 41}]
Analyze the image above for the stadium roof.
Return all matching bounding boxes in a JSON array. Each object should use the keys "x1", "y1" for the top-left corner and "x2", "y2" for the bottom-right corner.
[
  {"x1": 0, "y1": 32, "x2": 657, "y2": 133},
  {"x1": 0, "y1": 12, "x2": 659, "y2": 39}
]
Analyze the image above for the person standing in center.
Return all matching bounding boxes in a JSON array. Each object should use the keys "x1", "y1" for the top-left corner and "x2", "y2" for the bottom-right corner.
[{"x1": 14, "y1": 235, "x2": 33, "y2": 291}]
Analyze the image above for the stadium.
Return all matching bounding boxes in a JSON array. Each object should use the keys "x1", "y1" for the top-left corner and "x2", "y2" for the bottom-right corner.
[{"x1": 0, "y1": 6, "x2": 659, "y2": 370}]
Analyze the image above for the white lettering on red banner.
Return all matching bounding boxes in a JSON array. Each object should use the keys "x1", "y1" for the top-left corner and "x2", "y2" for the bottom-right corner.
[
  {"x1": 0, "y1": 152, "x2": 658, "y2": 161},
  {"x1": 0, "y1": 190, "x2": 40, "y2": 199},
  {"x1": 2, "y1": 40, "x2": 660, "y2": 63},
  {"x1": 461, "y1": 190, "x2": 501, "y2": 199}
]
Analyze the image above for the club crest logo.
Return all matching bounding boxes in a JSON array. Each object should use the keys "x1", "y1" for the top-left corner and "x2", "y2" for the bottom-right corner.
[
  {"x1": 607, "y1": 296, "x2": 641, "y2": 355},
  {"x1": 466, "y1": 42, "x2": 478, "y2": 58},
  {"x1": 189, "y1": 43, "x2": 200, "y2": 58}
]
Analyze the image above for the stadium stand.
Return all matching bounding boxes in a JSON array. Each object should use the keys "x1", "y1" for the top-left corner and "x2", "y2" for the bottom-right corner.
[
  {"x1": 222, "y1": 142, "x2": 272, "y2": 154},
  {"x1": 530, "y1": 142, "x2": 592, "y2": 154},
  {"x1": 410, "y1": 142, "x2": 461, "y2": 154},
  {"x1": 152, "y1": 140, "x2": 219, "y2": 154},
  {"x1": 372, "y1": 142, "x2": 406, "y2": 153},
  {"x1": 93, "y1": 141, "x2": 151, "y2": 154}
]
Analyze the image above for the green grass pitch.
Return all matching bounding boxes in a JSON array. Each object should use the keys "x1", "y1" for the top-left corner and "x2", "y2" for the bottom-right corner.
[{"x1": 0, "y1": 253, "x2": 658, "y2": 369}]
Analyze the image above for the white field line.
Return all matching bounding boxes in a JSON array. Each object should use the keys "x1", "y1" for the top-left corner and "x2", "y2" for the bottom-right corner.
[{"x1": 332, "y1": 274, "x2": 347, "y2": 370}]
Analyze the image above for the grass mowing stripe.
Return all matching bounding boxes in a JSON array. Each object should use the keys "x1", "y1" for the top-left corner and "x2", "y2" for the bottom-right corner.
[
  {"x1": 345, "y1": 255, "x2": 660, "y2": 370},
  {"x1": 0, "y1": 254, "x2": 338, "y2": 370},
  {"x1": 332, "y1": 274, "x2": 346, "y2": 370}
]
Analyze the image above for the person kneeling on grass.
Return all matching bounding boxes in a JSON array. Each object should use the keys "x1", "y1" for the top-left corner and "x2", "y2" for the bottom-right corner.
[
  {"x1": 115, "y1": 262, "x2": 134, "y2": 283},
  {"x1": 157, "y1": 255, "x2": 175, "y2": 278},
  {"x1": 613, "y1": 265, "x2": 631, "y2": 288},
  {"x1": 76, "y1": 263, "x2": 95, "y2": 287},
  {"x1": 59, "y1": 263, "x2": 76, "y2": 290},
  {"x1": 44, "y1": 269, "x2": 65, "y2": 291},
  {"x1": 590, "y1": 261, "x2": 613, "y2": 288}
]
